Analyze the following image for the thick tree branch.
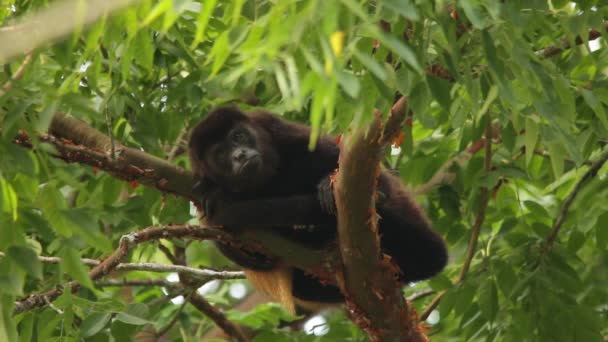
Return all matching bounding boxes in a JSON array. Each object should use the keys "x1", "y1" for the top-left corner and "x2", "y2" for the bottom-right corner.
[
  {"x1": 543, "y1": 148, "x2": 608, "y2": 254},
  {"x1": 334, "y1": 97, "x2": 426, "y2": 341},
  {"x1": 46, "y1": 113, "x2": 195, "y2": 197},
  {"x1": 0, "y1": 0, "x2": 138, "y2": 63}
]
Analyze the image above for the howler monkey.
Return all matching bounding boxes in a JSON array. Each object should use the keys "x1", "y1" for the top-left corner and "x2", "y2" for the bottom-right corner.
[{"x1": 188, "y1": 106, "x2": 447, "y2": 313}]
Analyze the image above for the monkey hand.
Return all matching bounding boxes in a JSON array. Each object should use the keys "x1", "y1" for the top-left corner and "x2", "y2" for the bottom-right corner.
[
  {"x1": 200, "y1": 188, "x2": 228, "y2": 219},
  {"x1": 317, "y1": 176, "x2": 337, "y2": 215},
  {"x1": 318, "y1": 176, "x2": 388, "y2": 215}
]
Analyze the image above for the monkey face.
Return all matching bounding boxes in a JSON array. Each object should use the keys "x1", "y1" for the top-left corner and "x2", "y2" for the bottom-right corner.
[
  {"x1": 188, "y1": 107, "x2": 280, "y2": 193},
  {"x1": 207, "y1": 124, "x2": 263, "y2": 179}
]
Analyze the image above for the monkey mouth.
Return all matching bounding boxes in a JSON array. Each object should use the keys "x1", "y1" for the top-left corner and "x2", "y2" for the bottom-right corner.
[{"x1": 238, "y1": 156, "x2": 262, "y2": 175}]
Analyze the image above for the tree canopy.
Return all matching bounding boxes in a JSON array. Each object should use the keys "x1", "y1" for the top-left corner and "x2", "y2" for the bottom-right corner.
[{"x1": 1, "y1": 0, "x2": 607, "y2": 341}]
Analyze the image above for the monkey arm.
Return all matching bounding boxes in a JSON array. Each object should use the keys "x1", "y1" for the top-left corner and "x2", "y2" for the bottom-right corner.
[
  {"x1": 375, "y1": 172, "x2": 448, "y2": 282},
  {"x1": 210, "y1": 195, "x2": 335, "y2": 229}
]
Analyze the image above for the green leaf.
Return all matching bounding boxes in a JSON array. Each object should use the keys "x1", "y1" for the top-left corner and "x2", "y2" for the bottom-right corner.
[
  {"x1": 0, "y1": 296, "x2": 17, "y2": 342},
  {"x1": 228, "y1": 303, "x2": 295, "y2": 329},
  {"x1": 460, "y1": 0, "x2": 488, "y2": 29},
  {"x1": 80, "y1": 313, "x2": 112, "y2": 338},
  {"x1": 481, "y1": 31, "x2": 504, "y2": 78},
  {"x1": 191, "y1": 0, "x2": 218, "y2": 47},
  {"x1": 524, "y1": 117, "x2": 539, "y2": 166},
  {"x1": 114, "y1": 313, "x2": 150, "y2": 326},
  {"x1": 375, "y1": 31, "x2": 422, "y2": 73},
  {"x1": 0, "y1": 178, "x2": 17, "y2": 222},
  {"x1": 546, "y1": 142, "x2": 564, "y2": 178},
  {"x1": 353, "y1": 49, "x2": 387, "y2": 81},
  {"x1": 477, "y1": 279, "x2": 498, "y2": 322},
  {"x1": 142, "y1": 0, "x2": 171, "y2": 27},
  {"x1": 60, "y1": 247, "x2": 94, "y2": 290},
  {"x1": 381, "y1": 0, "x2": 419, "y2": 21},
  {"x1": 581, "y1": 88, "x2": 608, "y2": 131},
  {"x1": 133, "y1": 30, "x2": 154, "y2": 72},
  {"x1": 208, "y1": 31, "x2": 231, "y2": 76},
  {"x1": 115, "y1": 303, "x2": 151, "y2": 325},
  {"x1": 427, "y1": 75, "x2": 452, "y2": 112},
  {"x1": 7, "y1": 246, "x2": 42, "y2": 280},
  {"x1": 338, "y1": 0, "x2": 369, "y2": 20},
  {"x1": 597, "y1": 212, "x2": 608, "y2": 248},
  {"x1": 476, "y1": 85, "x2": 498, "y2": 121},
  {"x1": 335, "y1": 69, "x2": 360, "y2": 98}
]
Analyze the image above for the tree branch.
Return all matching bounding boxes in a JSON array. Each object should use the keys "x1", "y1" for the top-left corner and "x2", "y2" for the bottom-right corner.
[
  {"x1": 12, "y1": 225, "x2": 228, "y2": 315},
  {"x1": 536, "y1": 21, "x2": 608, "y2": 59},
  {"x1": 420, "y1": 117, "x2": 493, "y2": 321},
  {"x1": 543, "y1": 148, "x2": 608, "y2": 254},
  {"x1": 334, "y1": 97, "x2": 426, "y2": 341},
  {"x1": 44, "y1": 113, "x2": 194, "y2": 197},
  {"x1": 0, "y1": 251, "x2": 245, "y2": 280},
  {"x1": 189, "y1": 292, "x2": 250, "y2": 342},
  {"x1": 94, "y1": 278, "x2": 183, "y2": 288},
  {"x1": 0, "y1": 51, "x2": 33, "y2": 96}
]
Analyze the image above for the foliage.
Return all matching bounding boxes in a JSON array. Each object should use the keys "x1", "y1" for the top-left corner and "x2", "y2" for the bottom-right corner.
[{"x1": 1, "y1": 0, "x2": 608, "y2": 340}]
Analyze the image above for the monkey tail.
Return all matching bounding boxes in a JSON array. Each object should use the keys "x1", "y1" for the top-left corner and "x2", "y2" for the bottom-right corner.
[{"x1": 244, "y1": 267, "x2": 295, "y2": 315}]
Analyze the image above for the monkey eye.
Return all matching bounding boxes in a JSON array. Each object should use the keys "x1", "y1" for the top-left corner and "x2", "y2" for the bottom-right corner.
[{"x1": 231, "y1": 131, "x2": 247, "y2": 143}]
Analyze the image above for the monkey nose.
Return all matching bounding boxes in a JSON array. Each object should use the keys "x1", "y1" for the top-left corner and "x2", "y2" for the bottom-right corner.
[{"x1": 233, "y1": 149, "x2": 248, "y2": 162}]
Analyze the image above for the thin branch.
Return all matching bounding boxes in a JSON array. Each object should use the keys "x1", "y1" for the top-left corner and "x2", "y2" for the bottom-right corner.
[
  {"x1": 0, "y1": 251, "x2": 244, "y2": 280},
  {"x1": 167, "y1": 124, "x2": 190, "y2": 162},
  {"x1": 407, "y1": 289, "x2": 436, "y2": 302},
  {"x1": 115, "y1": 263, "x2": 245, "y2": 279},
  {"x1": 543, "y1": 148, "x2": 608, "y2": 254},
  {"x1": 536, "y1": 21, "x2": 608, "y2": 59},
  {"x1": 421, "y1": 117, "x2": 493, "y2": 321},
  {"x1": 157, "y1": 293, "x2": 191, "y2": 337},
  {"x1": 0, "y1": 51, "x2": 33, "y2": 96},
  {"x1": 189, "y1": 292, "x2": 249, "y2": 342},
  {"x1": 94, "y1": 278, "x2": 183, "y2": 288},
  {"x1": 413, "y1": 138, "x2": 487, "y2": 195},
  {"x1": 157, "y1": 243, "x2": 178, "y2": 264},
  {"x1": 12, "y1": 225, "x2": 230, "y2": 315}
]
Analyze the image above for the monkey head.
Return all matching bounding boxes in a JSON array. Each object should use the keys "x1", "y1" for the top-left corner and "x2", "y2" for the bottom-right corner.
[{"x1": 188, "y1": 107, "x2": 279, "y2": 193}]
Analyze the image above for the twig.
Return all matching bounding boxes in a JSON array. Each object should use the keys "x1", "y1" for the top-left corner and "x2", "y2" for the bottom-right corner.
[
  {"x1": 94, "y1": 278, "x2": 183, "y2": 288},
  {"x1": 12, "y1": 224, "x2": 231, "y2": 315},
  {"x1": 413, "y1": 138, "x2": 487, "y2": 195},
  {"x1": 0, "y1": 51, "x2": 33, "y2": 96},
  {"x1": 536, "y1": 21, "x2": 608, "y2": 59},
  {"x1": 157, "y1": 292, "x2": 191, "y2": 337},
  {"x1": 0, "y1": 251, "x2": 244, "y2": 280},
  {"x1": 189, "y1": 292, "x2": 249, "y2": 342},
  {"x1": 543, "y1": 148, "x2": 608, "y2": 254},
  {"x1": 157, "y1": 243, "x2": 179, "y2": 264},
  {"x1": 420, "y1": 117, "x2": 493, "y2": 321},
  {"x1": 406, "y1": 289, "x2": 436, "y2": 302},
  {"x1": 167, "y1": 124, "x2": 190, "y2": 162}
]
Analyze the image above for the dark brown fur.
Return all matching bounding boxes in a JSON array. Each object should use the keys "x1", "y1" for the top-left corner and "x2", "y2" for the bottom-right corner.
[{"x1": 188, "y1": 106, "x2": 447, "y2": 304}]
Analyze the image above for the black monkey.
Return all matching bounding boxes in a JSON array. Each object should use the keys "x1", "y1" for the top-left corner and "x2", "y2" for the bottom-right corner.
[{"x1": 188, "y1": 106, "x2": 447, "y2": 312}]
